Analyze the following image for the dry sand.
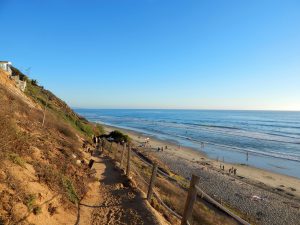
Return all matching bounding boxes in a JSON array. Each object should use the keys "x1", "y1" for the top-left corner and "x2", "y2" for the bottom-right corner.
[
  {"x1": 104, "y1": 125, "x2": 300, "y2": 197},
  {"x1": 104, "y1": 125, "x2": 300, "y2": 225}
]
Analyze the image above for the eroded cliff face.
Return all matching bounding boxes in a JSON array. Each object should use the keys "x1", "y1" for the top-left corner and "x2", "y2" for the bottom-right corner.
[
  {"x1": 0, "y1": 68, "x2": 167, "y2": 225},
  {"x1": 0, "y1": 68, "x2": 99, "y2": 225}
]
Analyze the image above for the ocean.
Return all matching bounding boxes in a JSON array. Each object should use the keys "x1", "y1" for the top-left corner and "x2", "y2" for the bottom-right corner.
[{"x1": 75, "y1": 109, "x2": 300, "y2": 179}]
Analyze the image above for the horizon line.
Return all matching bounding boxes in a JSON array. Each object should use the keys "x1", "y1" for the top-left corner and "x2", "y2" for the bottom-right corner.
[{"x1": 72, "y1": 107, "x2": 300, "y2": 112}]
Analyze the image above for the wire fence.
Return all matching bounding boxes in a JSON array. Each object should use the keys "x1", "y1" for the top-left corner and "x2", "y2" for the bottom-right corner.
[{"x1": 99, "y1": 140, "x2": 250, "y2": 225}]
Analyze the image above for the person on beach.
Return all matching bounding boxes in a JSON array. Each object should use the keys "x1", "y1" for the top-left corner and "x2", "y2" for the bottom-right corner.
[
  {"x1": 157, "y1": 147, "x2": 160, "y2": 152},
  {"x1": 161, "y1": 147, "x2": 164, "y2": 152},
  {"x1": 233, "y1": 168, "x2": 237, "y2": 175},
  {"x1": 165, "y1": 145, "x2": 168, "y2": 149},
  {"x1": 200, "y1": 142, "x2": 205, "y2": 150}
]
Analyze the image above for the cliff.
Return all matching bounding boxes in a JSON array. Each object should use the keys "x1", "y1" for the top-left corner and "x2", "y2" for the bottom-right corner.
[{"x1": 0, "y1": 68, "x2": 102, "y2": 224}]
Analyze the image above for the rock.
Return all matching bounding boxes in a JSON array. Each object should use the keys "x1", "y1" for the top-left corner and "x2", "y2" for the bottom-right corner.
[{"x1": 114, "y1": 183, "x2": 124, "y2": 190}]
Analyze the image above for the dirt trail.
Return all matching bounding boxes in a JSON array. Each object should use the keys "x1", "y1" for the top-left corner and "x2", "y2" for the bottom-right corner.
[{"x1": 76, "y1": 152, "x2": 163, "y2": 225}]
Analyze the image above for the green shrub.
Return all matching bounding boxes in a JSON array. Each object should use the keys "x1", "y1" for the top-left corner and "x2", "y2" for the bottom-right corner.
[
  {"x1": 25, "y1": 194, "x2": 42, "y2": 215},
  {"x1": 31, "y1": 79, "x2": 38, "y2": 86},
  {"x1": 25, "y1": 194, "x2": 36, "y2": 211},
  {"x1": 25, "y1": 81, "x2": 93, "y2": 137},
  {"x1": 95, "y1": 123, "x2": 105, "y2": 135},
  {"x1": 75, "y1": 120, "x2": 93, "y2": 136},
  {"x1": 108, "y1": 130, "x2": 130, "y2": 143},
  {"x1": 33, "y1": 206, "x2": 42, "y2": 215},
  {"x1": 9, "y1": 153, "x2": 26, "y2": 168},
  {"x1": 62, "y1": 177, "x2": 79, "y2": 204}
]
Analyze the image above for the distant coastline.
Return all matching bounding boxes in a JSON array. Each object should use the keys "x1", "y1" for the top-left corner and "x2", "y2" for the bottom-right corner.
[
  {"x1": 103, "y1": 124, "x2": 300, "y2": 199},
  {"x1": 73, "y1": 107, "x2": 300, "y2": 112},
  {"x1": 76, "y1": 108, "x2": 300, "y2": 179}
]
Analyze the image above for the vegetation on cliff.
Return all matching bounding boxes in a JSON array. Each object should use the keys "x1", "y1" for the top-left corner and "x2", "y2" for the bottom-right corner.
[{"x1": 0, "y1": 68, "x2": 102, "y2": 224}]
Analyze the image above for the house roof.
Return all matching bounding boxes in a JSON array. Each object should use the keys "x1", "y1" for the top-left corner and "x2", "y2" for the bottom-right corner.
[{"x1": 0, "y1": 61, "x2": 12, "y2": 64}]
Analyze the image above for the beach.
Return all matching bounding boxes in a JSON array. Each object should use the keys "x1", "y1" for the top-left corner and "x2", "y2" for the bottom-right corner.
[
  {"x1": 76, "y1": 109, "x2": 300, "y2": 179},
  {"x1": 104, "y1": 124, "x2": 300, "y2": 225}
]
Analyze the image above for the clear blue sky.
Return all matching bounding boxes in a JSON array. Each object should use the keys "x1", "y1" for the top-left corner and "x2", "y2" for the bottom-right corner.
[{"x1": 1, "y1": 0, "x2": 300, "y2": 110}]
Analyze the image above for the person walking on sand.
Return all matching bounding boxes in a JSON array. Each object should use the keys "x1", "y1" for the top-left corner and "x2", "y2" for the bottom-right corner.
[{"x1": 233, "y1": 168, "x2": 237, "y2": 175}]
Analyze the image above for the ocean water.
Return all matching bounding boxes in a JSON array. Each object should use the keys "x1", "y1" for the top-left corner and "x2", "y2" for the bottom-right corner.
[{"x1": 75, "y1": 109, "x2": 300, "y2": 179}]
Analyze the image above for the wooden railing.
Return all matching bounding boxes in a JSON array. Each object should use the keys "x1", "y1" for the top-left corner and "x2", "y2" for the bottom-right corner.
[
  {"x1": 100, "y1": 141, "x2": 250, "y2": 225},
  {"x1": 181, "y1": 175, "x2": 250, "y2": 225}
]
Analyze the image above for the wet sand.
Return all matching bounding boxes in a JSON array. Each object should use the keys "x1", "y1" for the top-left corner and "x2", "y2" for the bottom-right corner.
[{"x1": 104, "y1": 124, "x2": 300, "y2": 225}]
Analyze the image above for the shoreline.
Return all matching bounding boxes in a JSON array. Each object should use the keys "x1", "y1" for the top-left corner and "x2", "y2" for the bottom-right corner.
[
  {"x1": 103, "y1": 124, "x2": 300, "y2": 196},
  {"x1": 103, "y1": 124, "x2": 300, "y2": 224},
  {"x1": 98, "y1": 121, "x2": 300, "y2": 177}
]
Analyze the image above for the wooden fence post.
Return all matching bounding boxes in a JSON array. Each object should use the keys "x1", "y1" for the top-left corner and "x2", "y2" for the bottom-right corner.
[
  {"x1": 100, "y1": 140, "x2": 104, "y2": 152},
  {"x1": 113, "y1": 143, "x2": 117, "y2": 160},
  {"x1": 126, "y1": 145, "x2": 131, "y2": 176},
  {"x1": 181, "y1": 175, "x2": 200, "y2": 225},
  {"x1": 88, "y1": 159, "x2": 95, "y2": 169},
  {"x1": 109, "y1": 142, "x2": 112, "y2": 154},
  {"x1": 147, "y1": 163, "x2": 158, "y2": 201},
  {"x1": 120, "y1": 143, "x2": 126, "y2": 168}
]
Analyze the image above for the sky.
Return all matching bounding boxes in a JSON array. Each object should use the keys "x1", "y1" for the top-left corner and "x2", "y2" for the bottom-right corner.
[{"x1": 0, "y1": 0, "x2": 300, "y2": 110}]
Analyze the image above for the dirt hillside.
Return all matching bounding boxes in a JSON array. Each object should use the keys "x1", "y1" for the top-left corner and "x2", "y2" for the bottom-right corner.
[{"x1": 0, "y1": 68, "x2": 165, "y2": 225}]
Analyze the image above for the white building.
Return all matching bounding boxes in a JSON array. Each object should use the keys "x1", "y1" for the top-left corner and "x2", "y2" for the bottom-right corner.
[
  {"x1": 0, "y1": 61, "x2": 12, "y2": 75},
  {"x1": 0, "y1": 61, "x2": 26, "y2": 92}
]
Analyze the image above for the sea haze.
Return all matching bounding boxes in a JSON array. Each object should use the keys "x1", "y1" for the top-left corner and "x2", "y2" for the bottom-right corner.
[{"x1": 76, "y1": 109, "x2": 300, "y2": 179}]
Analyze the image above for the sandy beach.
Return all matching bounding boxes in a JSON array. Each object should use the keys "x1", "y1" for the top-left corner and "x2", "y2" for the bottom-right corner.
[{"x1": 104, "y1": 124, "x2": 300, "y2": 225}]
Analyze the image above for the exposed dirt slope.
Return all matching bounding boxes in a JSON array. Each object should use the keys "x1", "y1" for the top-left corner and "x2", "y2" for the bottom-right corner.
[
  {"x1": 77, "y1": 151, "x2": 165, "y2": 225},
  {"x1": 0, "y1": 68, "x2": 165, "y2": 225}
]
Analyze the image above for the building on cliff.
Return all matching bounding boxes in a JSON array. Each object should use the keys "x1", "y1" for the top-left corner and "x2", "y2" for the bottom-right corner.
[
  {"x1": 0, "y1": 61, "x2": 27, "y2": 92},
  {"x1": 0, "y1": 61, "x2": 12, "y2": 75}
]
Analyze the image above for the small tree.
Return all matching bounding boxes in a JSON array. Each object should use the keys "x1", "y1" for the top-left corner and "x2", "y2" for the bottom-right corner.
[
  {"x1": 108, "y1": 130, "x2": 130, "y2": 144},
  {"x1": 31, "y1": 79, "x2": 38, "y2": 86}
]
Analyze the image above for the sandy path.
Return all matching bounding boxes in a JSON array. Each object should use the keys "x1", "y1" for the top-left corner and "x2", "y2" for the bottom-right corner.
[{"x1": 76, "y1": 152, "x2": 163, "y2": 225}]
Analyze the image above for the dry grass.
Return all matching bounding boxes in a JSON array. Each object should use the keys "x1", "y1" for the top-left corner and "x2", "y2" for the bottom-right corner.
[
  {"x1": 0, "y1": 82, "x2": 95, "y2": 224},
  {"x1": 0, "y1": 88, "x2": 31, "y2": 161}
]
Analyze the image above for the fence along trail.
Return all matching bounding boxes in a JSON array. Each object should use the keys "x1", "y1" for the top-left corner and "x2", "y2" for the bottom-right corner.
[
  {"x1": 78, "y1": 143, "x2": 162, "y2": 225},
  {"x1": 101, "y1": 139, "x2": 250, "y2": 225},
  {"x1": 130, "y1": 147, "x2": 249, "y2": 224}
]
